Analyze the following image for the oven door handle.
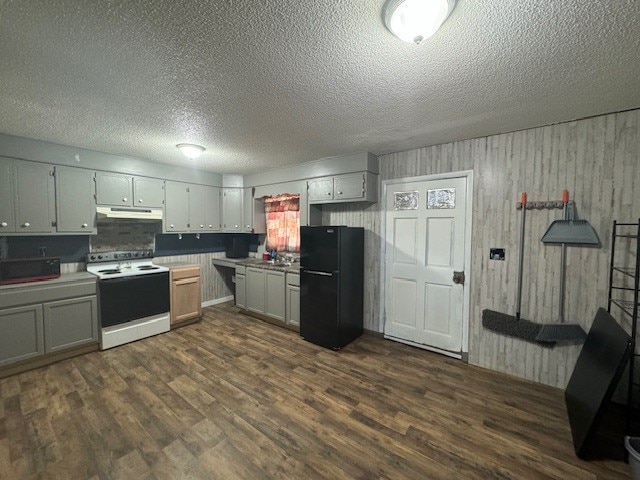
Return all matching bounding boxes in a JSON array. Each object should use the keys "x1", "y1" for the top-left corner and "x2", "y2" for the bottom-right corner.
[{"x1": 100, "y1": 274, "x2": 161, "y2": 283}]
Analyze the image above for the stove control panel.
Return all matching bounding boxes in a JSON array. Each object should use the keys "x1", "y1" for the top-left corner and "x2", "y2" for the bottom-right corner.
[{"x1": 87, "y1": 250, "x2": 154, "y2": 263}]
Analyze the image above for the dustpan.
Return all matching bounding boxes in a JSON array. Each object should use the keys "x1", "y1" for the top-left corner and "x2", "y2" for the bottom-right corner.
[
  {"x1": 541, "y1": 191, "x2": 599, "y2": 245},
  {"x1": 536, "y1": 190, "x2": 588, "y2": 343}
]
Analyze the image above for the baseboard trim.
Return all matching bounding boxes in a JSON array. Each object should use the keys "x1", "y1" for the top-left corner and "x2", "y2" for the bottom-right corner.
[
  {"x1": 202, "y1": 295, "x2": 234, "y2": 307},
  {"x1": 383, "y1": 335, "x2": 464, "y2": 360}
]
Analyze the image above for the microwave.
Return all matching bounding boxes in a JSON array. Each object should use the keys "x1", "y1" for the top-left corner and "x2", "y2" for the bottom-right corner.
[{"x1": 0, "y1": 257, "x2": 61, "y2": 285}]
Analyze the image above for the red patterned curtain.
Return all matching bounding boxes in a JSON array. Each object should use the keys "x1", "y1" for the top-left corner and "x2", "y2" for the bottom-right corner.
[{"x1": 265, "y1": 194, "x2": 300, "y2": 252}]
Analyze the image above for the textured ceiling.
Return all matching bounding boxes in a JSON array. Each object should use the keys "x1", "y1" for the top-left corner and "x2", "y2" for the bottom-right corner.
[{"x1": 0, "y1": 0, "x2": 639, "y2": 173}]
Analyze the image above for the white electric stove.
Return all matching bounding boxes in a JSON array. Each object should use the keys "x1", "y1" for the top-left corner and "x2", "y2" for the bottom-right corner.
[{"x1": 87, "y1": 250, "x2": 170, "y2": 349}]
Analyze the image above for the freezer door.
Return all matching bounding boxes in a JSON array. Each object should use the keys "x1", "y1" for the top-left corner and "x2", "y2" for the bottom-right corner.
[
  {"x1": 300, "y1": 269, "x2": 340, "y2": 349},
  {"x1": 300, "y1": 226, "x2": 340, "y2": 272}
]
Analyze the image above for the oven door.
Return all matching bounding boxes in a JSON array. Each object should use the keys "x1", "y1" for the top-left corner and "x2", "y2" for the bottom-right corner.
[{"x1": 98, "y1": 272, "x2": 169, "y2": 328}]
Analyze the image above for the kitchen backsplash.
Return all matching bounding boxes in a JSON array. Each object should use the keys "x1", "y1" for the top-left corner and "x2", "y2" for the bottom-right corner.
[
  {"x1": 0, "y1": 237, "x2": 7, "y2": 260},
  {"x1": 90, "y1": 221, "x2": 159, "y2": 252}
]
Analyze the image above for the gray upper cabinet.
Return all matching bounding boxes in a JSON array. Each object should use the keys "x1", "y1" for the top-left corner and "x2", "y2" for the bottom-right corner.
[
  {"x1": 97, "y1": 172, "x2": 164, "y2": 207},
  {"x1": 95, "y1": 172, "x2": 132, "y2": 206},
  {"x1": 15, "y1": 161, "x2": 55, "y2": 233},
  {"x1": 222, "y1": 188, "x2": 242, "y2": 232},
  {"x1": 0, "y1": 157, "x2": 16, "y2": 232},
  {"x1": 133, "y1": 177, "x2": 165, "y2": 207},
  {"x1": 242, "y1": 188, "x2": 253, "y2": 233},
  {"x1": 308, "y1": 177, "x2": 334, "y2": 202},
  {"x1": 205, "y1": 186, "x2": 221, "y2": 231},
  {"x1": 55, "y1": 166, "x2": 97, "y2": 234},
  {"x1": 43, "y1": 296, "x2": 98, "y2": 353},
  {"x1": 164, "y1": 181, "x2": 190, "y2": 232},
  {"x1": 188, "y1": 184, "x2": 207, "y2": 232},
  {"x1": 308, "y1": 172, "x2": 377, "y2": 204}
]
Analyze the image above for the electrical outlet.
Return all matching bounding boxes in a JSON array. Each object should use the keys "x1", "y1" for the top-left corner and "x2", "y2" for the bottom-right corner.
[{"x1": 490, "y1": 248, "x2": 505, "y2": 261}]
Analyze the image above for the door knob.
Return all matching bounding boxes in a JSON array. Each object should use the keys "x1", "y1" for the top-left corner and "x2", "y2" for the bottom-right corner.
[
  {"x1": 0, "y1": 222, "x2": 7, "y2": 227},
  {"x1": 22, "y1": 222, "x2": 30, "y2": 227},
  {"x1": 81, "y1": 223, "x2": 88, "y2": 228},
  {"x1": 123, "y1": 197, "x2": 127, "y2": 202},
  {"x1": 208, "y1": 224, "x2": 213, "y2": 228},
  {"x1": 138, "y1": 199, "x2": 143, "y2": 203},
  {"x1": 170, "y1": 224, "x2": 174, "y2": 228},
  {"x1": 337, "y1": 191, "x2": 342, "y2": 195},
  {"x1": 453, "y1": 271, "x2": 465, "y2": 285},
  {"x1": 200, "y1": 224, "x2": 204, "y2": 228}
]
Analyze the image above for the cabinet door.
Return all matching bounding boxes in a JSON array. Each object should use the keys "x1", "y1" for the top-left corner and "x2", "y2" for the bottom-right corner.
[
  {"x1": 171, "y1": 276, "x2": 201, "y2": 324},
  {"x1": 286, "y1": 284, "x2": 300, "y2": 327},
  {"x1": 242, "y1": 188, "x2": 253, "y2": 233},
  {"x1": 15, "y1": 161, "x2": 55, "y2": 233},
  {"x1": 265, "y1": 270, "x2": 285, "y2": 322},
  {"x1": 235, "y1": 273, "x2": 246, "y2": 309},
  {"x1": 95, "y1": 172, "x2": 133, "y2": 206},
  {"x1": 246, "y1": 268, "x2": 265, "y2": 314},
  {"x1": 188, "y1": 184, "x2": 207, "y2": 232},
  {"x1": 0, "y1": 304, "x2": 44, "y2": 366},
  {"x1": 222, "y1": 188, "x2": 242, "y2": 232},
  {"x1": 205, "y1": 186, "x2": 221, "y2": 231},
  {"x1": 308, "y1": 177, "x2": 334, "y2": 203},
  {"x1": 0, "y1": 157, "x2": 16, "y2": 232},
  {"x1": 133, "y1": 177, "x2": 165, "y2": 207},
  {"x1": 164, "y1": 181, "x2": 190, "y2": 232},
  {"x1": 43, "y1": 296, "x2": 98, "y2": 353},
  {"x1": 55, "y1": 166, "x2": 97, "y2": 234},
  {"x1": 334, "y1": 173, "x2": 365, "y2": 201}
]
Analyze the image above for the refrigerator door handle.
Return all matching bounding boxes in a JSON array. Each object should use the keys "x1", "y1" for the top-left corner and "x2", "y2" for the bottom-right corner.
[{"x1": 303, "y1": 270, "x2": 334, "y2": 277}]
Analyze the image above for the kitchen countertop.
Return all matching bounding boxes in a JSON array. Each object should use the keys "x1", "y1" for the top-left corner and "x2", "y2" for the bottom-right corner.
[
  {"x1": 0, "y1": 271, "x2": 96, "y2": 291},
  {"x1": 236, "y1": 257, "x2": 301, "y2": 274},
  {"x1": 155, "y1": 261, "x2": 200, "y2": 270},
  {"x1": 211, "y1": 257, "x2": 249, "y2": 269}
]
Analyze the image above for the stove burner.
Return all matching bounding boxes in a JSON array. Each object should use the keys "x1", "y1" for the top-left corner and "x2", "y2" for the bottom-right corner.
[
  {"x1": 99, "y1": 269, "x2": 121, "y2": 274},
  {"x1": 137, "y1": 266, "x2": 160, "y2": 271}
]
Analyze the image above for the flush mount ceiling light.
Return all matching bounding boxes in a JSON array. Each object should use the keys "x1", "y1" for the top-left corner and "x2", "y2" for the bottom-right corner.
[
  {"x1": 383, "y1": 0, "x2": 456, "y2": 45},
  {"x1": 176, "y1": 143, "x2": 205, "y2": 159}
]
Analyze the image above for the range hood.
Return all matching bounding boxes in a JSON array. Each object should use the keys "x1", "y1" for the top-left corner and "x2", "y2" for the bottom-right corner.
[{"x1": 96, "y1": 206, "x2": 163, "y2": 221}]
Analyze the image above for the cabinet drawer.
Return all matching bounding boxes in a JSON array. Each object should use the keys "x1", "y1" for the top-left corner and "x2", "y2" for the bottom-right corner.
[
  {"x1": 287, "y1": 273, "x2": 300, "y2": 286},
  {"x1": 171, "y1": 265, "x2": 201, "y2": 281}
]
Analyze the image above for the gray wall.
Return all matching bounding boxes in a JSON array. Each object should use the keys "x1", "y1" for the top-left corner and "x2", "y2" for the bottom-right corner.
[{"x1": 323, "y1": 108, "x2": 640, "y2": 389}]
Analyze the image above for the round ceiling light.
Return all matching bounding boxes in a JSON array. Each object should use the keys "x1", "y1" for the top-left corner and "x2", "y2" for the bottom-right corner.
[
  {"x1": 383, "y1": 0, "x2": 456, "y2": 45},
  {"x1": 176, "y1": 143, "x2": 205, "y2": 159}
]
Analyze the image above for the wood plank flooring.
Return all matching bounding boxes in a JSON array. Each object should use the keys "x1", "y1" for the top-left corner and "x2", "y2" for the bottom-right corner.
[{"x1": 0, "y1": 302, "x2": 630, "y2": 479}]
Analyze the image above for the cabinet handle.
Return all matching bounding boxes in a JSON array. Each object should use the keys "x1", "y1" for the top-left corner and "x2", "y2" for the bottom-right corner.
[
  {"x1": 200, "y1": 224, "x2": 204, "y2": 228},
  {"x1": 138, "y1": 198, "x2": 143, "y2": 203},
  {"x1": 170, "y1": 224, "x2": 174, "y2": 228},
  {"x1": 327, "y1": 192, "x2": 331, "y2": 195},
  {"x1": 208, "y1": 224, "x2": 213, "y2": 228},
  {"x1": 175, "y1": 278, "x2": 198, "y2": 286},
  {"x1": 223, "y1": 224, "x2": 226, "y2": 228},
  {"x1": 123, "y1": 197, "x2": 128, "y2": 202},
  {"x1": 234, "y1": 225, "x2": 238, "y2": 228},
  {"x1": 0, "y1": 222, "x2": 7, "y2": 227},
  {"x1": 337, "y1": 191, "x2": 342, "y2": 195},
  {"x1": 22, "y1": 222, "x2": 30, "y2": 227},
  {"x1": 81, "y1": 223, "x2": 88, "y2": 228}
]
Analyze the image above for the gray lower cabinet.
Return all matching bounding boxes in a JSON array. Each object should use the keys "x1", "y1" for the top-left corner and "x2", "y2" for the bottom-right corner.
[
  {"x1": 55, "y1": 166, "x2": 97, "y2": 234},
  {"x1": 235, "y1": 270, "x2": 246, "y2": 309},
  {"x1": 286, "y1": 273, "x2": 300, "y2": 327},
  {"x1": 265, "y1": 271, "x2": 285, "y2": 322},
  {"x1": 244, "y1": 267, "x2": 286, "y2": 323},
  {"x1": 43, "y1": 296, "x2": 98, "y2": 353},
  {"x1": 246, "y1": 267, "x2": 265, "y2": 314},
  {"x1": 0, "y1": 304, "x2": 45, "y2": 367}
]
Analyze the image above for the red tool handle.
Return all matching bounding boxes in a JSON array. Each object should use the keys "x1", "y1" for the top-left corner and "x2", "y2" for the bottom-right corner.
[
  {"x1": 562, "y1": 189, "x2": 569, "y2": 204},
  {"x1": 521, "y1": 192, "x2": 527, "y2": 205}
]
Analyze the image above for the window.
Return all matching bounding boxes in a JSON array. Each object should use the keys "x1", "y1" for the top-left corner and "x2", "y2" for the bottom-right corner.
[{"x1": 265, "y1": 194, "x2": 300, "y2": 252}]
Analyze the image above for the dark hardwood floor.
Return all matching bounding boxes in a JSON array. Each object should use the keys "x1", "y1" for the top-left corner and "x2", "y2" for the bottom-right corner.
[{"x1": 0, "y1": 302, "x2": 630, "y2": 479}]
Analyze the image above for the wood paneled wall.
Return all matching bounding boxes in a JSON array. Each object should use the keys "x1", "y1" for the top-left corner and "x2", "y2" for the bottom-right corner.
[{"x1": 323, "y1": 109, "x2": 640, "y2": 388}]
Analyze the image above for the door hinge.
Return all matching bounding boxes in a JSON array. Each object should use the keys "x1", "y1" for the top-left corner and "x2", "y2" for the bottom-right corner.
[
  {"x1": 51, "y1": 220, "x2": 57, "y2": 227},
  {"x1": 49, "y1": 170, "x2": 55, "y2": 177}
]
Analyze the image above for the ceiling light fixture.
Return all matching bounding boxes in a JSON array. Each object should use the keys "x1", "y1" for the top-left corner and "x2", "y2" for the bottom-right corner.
[
  {"x1": 383, "y1": 0, "x2": 456, "y2": 45},
  {"x1": 176, "y1": 143, "x2": 205, "y2": 159}
]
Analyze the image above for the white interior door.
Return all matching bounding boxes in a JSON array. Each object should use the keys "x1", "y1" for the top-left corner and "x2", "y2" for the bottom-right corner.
[{"x1": 384, "y1": 176, "x2": 468, "y2": 354}]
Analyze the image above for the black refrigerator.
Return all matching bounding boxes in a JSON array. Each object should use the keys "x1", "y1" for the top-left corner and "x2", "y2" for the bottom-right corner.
[{"x1": 300, "y1": 226, "x2": 364, "y2": 349}]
